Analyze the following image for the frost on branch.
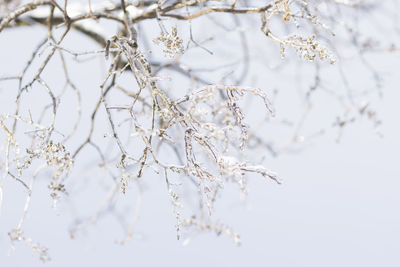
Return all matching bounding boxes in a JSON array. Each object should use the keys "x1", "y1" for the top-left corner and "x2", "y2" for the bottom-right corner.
[{"x1": 279, "y1": 35, "x2": 337, "y2": 64}]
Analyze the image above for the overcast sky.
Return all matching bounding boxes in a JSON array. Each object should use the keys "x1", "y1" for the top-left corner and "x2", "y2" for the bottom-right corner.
[{"x1": 1, "y1": 1, "x2": 399, "y2": 266}]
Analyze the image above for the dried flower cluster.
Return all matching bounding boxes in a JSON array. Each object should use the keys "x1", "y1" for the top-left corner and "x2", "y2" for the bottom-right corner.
[
  {"x1": 153, "y1": 25, "x2": 184, "y2": 58},
  {"x1": 9, "y1": 228, "x2": 50, "y2": 262}
]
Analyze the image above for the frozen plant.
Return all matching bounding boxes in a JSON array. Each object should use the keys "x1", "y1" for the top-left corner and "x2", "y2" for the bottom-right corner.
[{"x1": 0, "y1": 0, "x2": 396, "y2": 261}]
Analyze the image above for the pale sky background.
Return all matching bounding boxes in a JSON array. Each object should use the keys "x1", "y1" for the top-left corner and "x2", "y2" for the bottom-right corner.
[{"x1": 0, "y1": 1, "x2": 399, "y2": 266}]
